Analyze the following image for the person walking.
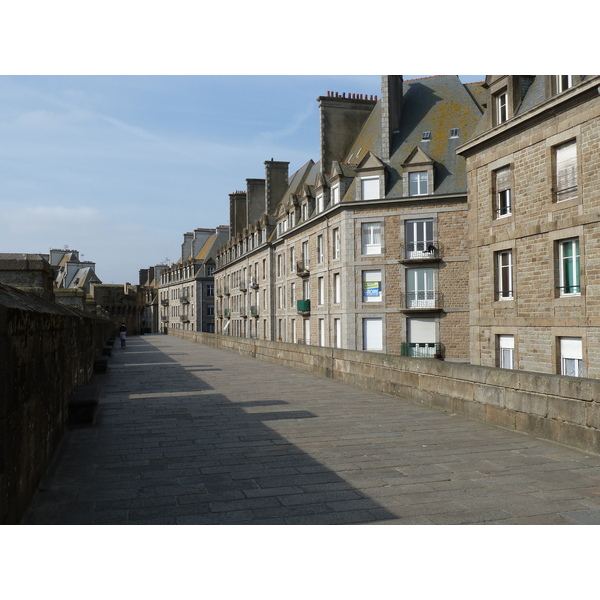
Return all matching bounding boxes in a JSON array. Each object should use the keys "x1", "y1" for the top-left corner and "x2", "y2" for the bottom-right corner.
[{"x1": 119, "y1": 323, "x2": 127, "y2": 348}]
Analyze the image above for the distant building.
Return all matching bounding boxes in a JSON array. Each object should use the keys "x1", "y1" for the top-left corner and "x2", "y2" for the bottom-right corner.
[
  {"x1": 90, "y1": 282, "x2": 146, "y2": 334},
  {"x1": 47, "y1": 248, "x2": 102, "y2": 293},
  {"x1": 158, "y1": 226, "x2": 229, "y2": 333},
  {"x1": 139, "y1": 264, "x2": 169, "y2": 333}
]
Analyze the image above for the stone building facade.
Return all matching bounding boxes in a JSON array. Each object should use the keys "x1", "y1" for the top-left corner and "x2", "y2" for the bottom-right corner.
[
  {"x1": 458, "y1": 75, "x2": 600, "y2": 377},
  {"x1": 159, "y1": 226, "x2": 229, "y2": 334},
  {"x1": 215, "y1": 76, "x2": 485, "y2": 360}
]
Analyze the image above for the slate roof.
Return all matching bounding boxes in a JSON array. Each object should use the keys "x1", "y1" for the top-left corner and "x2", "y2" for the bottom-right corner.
[{"x1": 342, "y1": 75, "x2": 484, "y2": 200}]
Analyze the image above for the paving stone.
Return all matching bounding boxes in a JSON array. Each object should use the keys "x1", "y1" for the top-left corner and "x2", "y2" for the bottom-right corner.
[{"x1": 22, "y1": 334, "x2": 600, "y2": 526}]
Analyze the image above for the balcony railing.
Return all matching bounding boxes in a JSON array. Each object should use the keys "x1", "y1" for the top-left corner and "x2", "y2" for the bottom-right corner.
[
  {"x1": 224, "y1": 308, "x2": 230, "y2": 317},
  {"x1": 180, "y1": 295, "x2": 190, "y2": 304},
  {"x1": 161, "y1": 299, "x2": 169, "y2": 306},
  {"x1": 240, "y1": 307, "x2": 247, "y2": 317},
  {"x1": 297, "y1": 299, "x2": 311, "y2": 315},
  {"x1": 401, "y1": 342, "x2": 444, "y2": 359},
  {"x1": 224, "y1": 286, "x2": 230, "y2": 296},
  {"x1": 400, "y1": 241, "x2": 442, "y2": 261},
  {"x1": 239, "y1": 281, "x2": 248, "y2": 292},
  {"x1": 296, "y1": 260, "x2": 310, "y2": 276},
  {"x1": 180, "y1": 315, "x2": 190, "y2": 323},
  {"x1": 401, "y1": 291, "x2": 444, "y2": 310},
  {"x1": 250, "y1": 280, "x2": 259, "y2": 289}
]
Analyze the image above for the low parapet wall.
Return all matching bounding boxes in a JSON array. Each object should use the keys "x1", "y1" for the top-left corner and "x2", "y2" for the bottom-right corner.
[
  {"x1": 0, "y1": 283, "x2": 111, "y2": 524},
  {"x1": 169, "y1": 330, "x2": 600, "y2": 455}
]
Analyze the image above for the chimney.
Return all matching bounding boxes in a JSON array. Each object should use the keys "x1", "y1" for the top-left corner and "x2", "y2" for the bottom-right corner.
[
  {"x1": 229, "y1": 191, "x2": 247, "y2": 237},
  {"x1": 246, "y1": 178, "x2": 266, "y2": 224},
  {"x1": 318, "y1": 92, "x2": 377, "y2": 173},
  {"x1": 264, "y1": 160, "x2": 289, "y2": 215},
  {"x1": 381, "y1": 75, "x2": 403, "y2": 161},
  {"x1": 181, "y1": 232, "x2": 194, "y2": 262}
]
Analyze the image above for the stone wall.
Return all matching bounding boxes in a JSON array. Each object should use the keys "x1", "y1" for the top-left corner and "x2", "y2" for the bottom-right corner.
[
  {"x1": 169, "y1": 329, "x2": 600, "y2": 455},
  {"x1": 0, "y1": 283, "x2": 111, "y2": 524}
]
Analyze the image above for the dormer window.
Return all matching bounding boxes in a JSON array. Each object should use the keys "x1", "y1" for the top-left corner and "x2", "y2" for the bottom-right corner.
[
  {"x1": 422, "y1": 131, "x2": 431, "y2": 141},
  {"x1": 360, "y1": 176, "x2": 380, "y2": 200},
  {"x1": 331, "y1": 184, "x2": 340, "y2": 205},
  {"x1": 316, "y1": 193, "x2": 324, "y2": 213},
  {"x1": 494, "y1": 90, "x2": 508, "y2": 125},
  {"x1": 556, "y1": 75, "x2": 573, "y2": 93},
  {"x1": 450, "y1": 128, "x2": 459, "y2": 138}
]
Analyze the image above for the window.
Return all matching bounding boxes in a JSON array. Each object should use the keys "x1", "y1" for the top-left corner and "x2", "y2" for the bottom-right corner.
[
  {"x1": 560, "y1": 337, "x2": 582, "y2": 377},
  {"x1": 499, "y1": 335, "x2": 514, "y2": 369},
  {"x1": 407, "y1": 317, "x2": 436, "y2": 357},
  {"x1": 304, "y1": 318, "x2": 310, "y2": 345},
  {"x1": 494, "y1": 166, "x2": 512, "y2": 217},
  {"x1": 333, "y1": 228, "x2": 340, "y2": 260},
  {"x1": 277, "y1": 286, "x2": 283, "y2": 309},
  {"x1": 406, "y1": 268, "x2": 435, "y2": 308},
  {"x1": 302, "y1": 241, "x2": 309, "y2": 269},
  {"x1": 318, "y1": 277, "x2": 324, "y2": 305},
  {"x1": 291, "y1": 319, "x2": 297, "y2": 343},
  {"x1": 318, "y1": 319, "x2": 325, "y2": 347},
  {"x1": 289, "y1": 247, "x2": 295, "y2": 272},
  {"x1": 331, "y1": 185, "x2": 340, "y2": 205},
  {"x1": 450, "y1": 128, "x2": 459, "y2": 138},
  {"x1": 317, "y1": 235, "x2": 324, "y2": 264},
  {"x1": 361, "y1": 222, "x2": 382, "y2": 255},
  {"x1": 362, "y1": 270, "x2": 382, "y2": 303},
  {"x1": 207, "y1": 283, "x2": 215, "y2": 297},
  {"x1": 363, "y1": 318, "x2": 383, "y2": 351},
  {"x1": 290, "y1": 282, "x2": 295, "y2": 305},
  {"x1": 316, "y1": 194, "x2": 324, "y2": 213},
  {"x1": 405, "y1": 219, "x2": 434, "y2": 258},
  {"x1": 333, "y1": 273, "x2": 341, "y2": 304},
  {"x1": 207, "y1": 305, "x2": 214, "y2": 316},
  {"x1": 262, "y1": 258, "x2": 266, "y2": 279},
  {"x1": 559, "y1": 238, "x2": 580, "y2": 296},
  {"x1": 555, "y1": 141, "x2": 577, "y2": 202},
  {"x1": 422, "y1": 131, "x2": 431, "y2": 141},
  {"x1": 496, "y1": 250, "x2": 513, "y2": 300},
  {"x1": 277, "y1": 254, "x2": 282, "y2": 277},
  {"x1": 302, "y1": 279, "x2": 310, "y2": 300},
  {"x1": 495, "y1": 90, "x2": 508, "y2": 124},
  {"x1": 361, "y1": 176, "x2": 379, "y2": 200},
  {"x1": 409, "y1": 171, "x2": 428, "y2": 196},
  {"x1": 556, "y1": 75, "x2": 573, "y2": 93},
  {"x1": 334, "y1": 318, "x2": 341, "y2": 349}
]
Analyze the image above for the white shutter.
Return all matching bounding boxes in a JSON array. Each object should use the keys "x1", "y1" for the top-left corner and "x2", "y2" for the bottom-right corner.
[
  {"x1": 361, "y1": 177, "x2": 379, "y2": 200},
  {"x1": 499, "y1": 334, "x2": 514, "y2": 349},
  {"x1": 363, "y1": 318, "x2": 383, "y2": 351},
  {"x1": 408, "y1": 318, "x2": 436, "y2": 344},
  {"x1": 561, "y1": 337, "x2": 582, "y2": 359}
]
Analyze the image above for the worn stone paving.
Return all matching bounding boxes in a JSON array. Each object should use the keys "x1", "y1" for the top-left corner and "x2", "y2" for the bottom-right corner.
[{"x1": 22, "y1": 334, "x2": 600, "y2": 525}]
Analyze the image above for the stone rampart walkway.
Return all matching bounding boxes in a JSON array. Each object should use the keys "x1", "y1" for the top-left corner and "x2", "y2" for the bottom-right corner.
[{"x1": 23, "y1": 334, "x2": 600, "y2": 524}]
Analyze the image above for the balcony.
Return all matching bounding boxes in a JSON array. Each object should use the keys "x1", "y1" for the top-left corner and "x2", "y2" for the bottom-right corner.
[
  {"x1": 161, "y1": 299, "x2": 169, "y2": 306},
  {"x1": 250, "y1": 280, "x2": 259, "y2": 289},
  {"x1": 216, "y1": 287, "x2": 224, "y2": 297},
  {"x1": 250, "y1": 305, "x2": 259, "y2": 316},
  {"x1": 401, "y1": 342, "x2": 444, "y2": 359},
  {"x1": 400, "y1": 291, "x2": 444, "y2": 311},
  {"x1": 224, "y1": 308, "x2": 230, "y2": 317},
  {"x1": 160, "y1": 315, "x2": 169, "y2": 321},
  {"x1": 297, "y1": 299, "x2": 311, "y2": 315},
  {"x1": 239, "y1": 281, "x2": 248, "y2": 292},
  {"x1": 240, "y1": 307, "x2": 247, "y2": 317},
  {"x1": 296, "y1": 260, "x2": 310, "y2": 277},
  {"x1": 399, "y1": 241, "x2": 443, "y2": 263},
  {"x1": 180, "y1": 315, "x2": 190, "y2": 323},
  {"x1": 224, "y1": 286, "x2": 230, "y2": 296},
  {"x1": 180, "y1": 295, "x2": 190, "y2": 304}
]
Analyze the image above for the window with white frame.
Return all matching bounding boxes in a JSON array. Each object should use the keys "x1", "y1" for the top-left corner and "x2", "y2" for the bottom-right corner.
[
  {"x1": 318, "y1": 277, "x2": 324, "y2": 305},
  {"x1": 333, "y1": 273, "x2": 341, "y2": 304},
  {"x1": 555, "y1": 140, "x2": 578, "y2": 202},
  {"x1": 363, "y1": 318, "x2": 383, "y2": 351},
  {"x1": 559, "y1": 238, "x2": 580, "y2": 296},
  {"x1": 498, "y1": 335, "x2": 514, "y2": 369},
  {"x1": 409, "y1": 172, "x2": 428, "y2": 196},
  {"x1": 556, "y1": 75, "x2": 573, "y2": 93},
  {"x1": 361, "y1": 176, "x2": 379, "y2": 200},
  {"x1": 331, "y1": 184, "x2": 340, "y2": 205},
  {"x1": 302, "y1": 241, "x2": 309, "y2": 268},
  {"x1": 496, "y1": 250, "x2": 513, "y2": 300},
  {"x1": 290, "y1": 282, "x2": 295, "y2": 305},
  {"x1": 407, "y1": 317, "x2": 436, "y2": 358},
  {"x1": 334, "y1": 318, "x2": 341, "y2": 349},
  {"x1": 291, "y1": 318, "x2": 296, "y2": 343},
  {"x1": 317, "y1": 235, "x2": 324, "y2": 264},
  {"x1": 494, "y1": 166, "x2": 512, "y2": 217},
  {"x1": 318, "y1": 318, "x2": 325, "y2": 347},
  {"x1": 290, "y1": 247, "x2": 295, "y2": 272},
  {"x1": 277, "y1": 286, "x2": 283, "y2": 309},
  {"x1": 302, "y1": 278, "x2": 310, "y2": 300},
  {"x1": 560, "y1": 337, "x2": 582, "y2": 377},
  {"x1": 316, "y1": 194, "x2": 324, "y2": 213},
  {"x1": 361, "y1": 222, "x2": 382, "y2": 255},
  {"x1": 405, "y1": 219, "x2": 434, "y2": 258},
  {"x1": 406, "y1": 268, "x2": 435, "y2": 308},
  {"x1": 277, "y1": 254, "x2": 282, "y2": 277},
  {"x1": 494, "y1": 90, "x2": 508, "y2": 124},
  {"x1": 362, "y1": 270, "x2": 382, "y2": 303},
  {"x1": 333, "y1": 228, "x2": 340, "y2": 260},
  {"x1": 304, "y1": 318, "x2": 310, "y2": 345}
]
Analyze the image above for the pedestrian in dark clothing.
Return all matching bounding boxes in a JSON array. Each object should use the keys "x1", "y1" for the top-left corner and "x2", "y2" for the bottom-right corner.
[{"x1": 119, "y1": 323, "x2": 126, "y2": 347}]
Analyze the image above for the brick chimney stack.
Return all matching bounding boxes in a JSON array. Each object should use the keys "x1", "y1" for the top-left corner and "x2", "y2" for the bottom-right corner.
[{"x1": 381, "y1": 75, "x2": 403, "y2": 161}]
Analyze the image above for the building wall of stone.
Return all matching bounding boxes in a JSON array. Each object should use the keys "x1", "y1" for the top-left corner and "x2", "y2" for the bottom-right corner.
[
  {"x1": 0, "y1": 283, "x2": 111, "y2": 524},
  {"x1": 464, "y1": 79, "x2": 600, "y2": 376}
]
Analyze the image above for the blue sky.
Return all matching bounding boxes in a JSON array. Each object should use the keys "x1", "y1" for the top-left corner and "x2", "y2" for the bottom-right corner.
[{"x1": 1, "y1": 74, "x2": 488, "y2": 284}]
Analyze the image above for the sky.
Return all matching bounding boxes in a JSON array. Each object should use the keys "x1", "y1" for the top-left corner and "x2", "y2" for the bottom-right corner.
[{"x1": 0, "y1": 74, "x2": 487, "y2": 284}]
